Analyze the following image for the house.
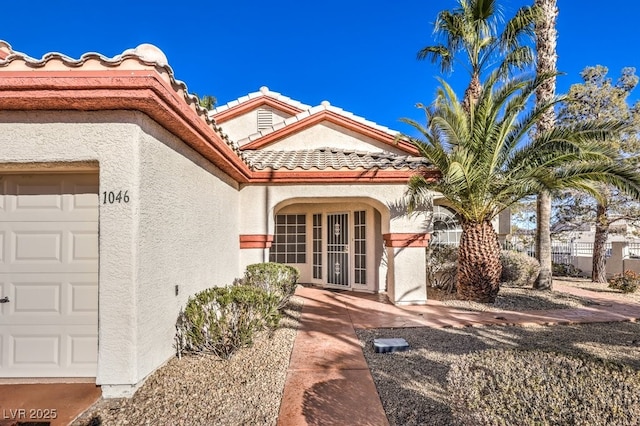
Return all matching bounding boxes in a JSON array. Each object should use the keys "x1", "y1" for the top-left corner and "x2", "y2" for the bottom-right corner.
[{"x1": 0, "y1": 42, "x2": 507, "y2": 397}]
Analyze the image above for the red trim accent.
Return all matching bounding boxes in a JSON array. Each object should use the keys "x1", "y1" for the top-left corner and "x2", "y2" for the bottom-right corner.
[
  {"x1": 239, "y1": 234, "x2": 274, "y2": 249},
  {"x1": 249, "y1": 169, "x2": 437, "y2": 183},
  {"x1": 383, "y1": 233, "x2": 430, "y2": 248},
  {"x1": 240, "y1": 110, "x2": 419, "y2": 155},
  {"x1": 0, "y1": 70, "x2": 252, "y2": 183},
  {"x1": 214, "y1": 97, "x2": 304, "y2": 124}
]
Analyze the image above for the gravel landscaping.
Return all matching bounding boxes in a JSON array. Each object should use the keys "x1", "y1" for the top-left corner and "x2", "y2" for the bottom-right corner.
[
  {"x1": 72, "y1": 296, "x2": 303, "y2": 426},
  {"x1": 428, "y1": 284, "x2": 599, "y2": 312},
  {"x1": 72, "y1": 281, "x2": 640, "y2": 425},
  {"x1": 357, "y1": 321, "x2": 640, "y2": 425}
]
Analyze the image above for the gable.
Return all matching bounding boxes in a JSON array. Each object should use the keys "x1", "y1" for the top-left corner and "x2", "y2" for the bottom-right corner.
[
  {"x1": 257, "y1": 121, "x2": 410, "y2": 155},
  {"x1": 219, "y1": 106, "x2": 295, "y2": 144}
]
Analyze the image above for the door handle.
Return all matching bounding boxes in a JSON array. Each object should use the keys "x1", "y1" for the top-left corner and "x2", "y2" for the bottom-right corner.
[{"x1": 0, "y1": 297, "x2": 9, "y2": 303}]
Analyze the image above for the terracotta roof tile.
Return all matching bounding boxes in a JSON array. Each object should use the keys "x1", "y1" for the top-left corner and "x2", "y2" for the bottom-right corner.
[
  {"x1": 0, "y1": 41, "x2": 248, "y2": 166},
  {"x1": 243, "y1": 148, "x2": 430, "y2": 171}
]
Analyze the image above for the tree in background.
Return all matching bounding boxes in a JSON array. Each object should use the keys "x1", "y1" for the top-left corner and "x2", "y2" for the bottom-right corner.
[
  {"x1": 417, "y1": 0, "x2": 537, "y2": 111},
  {"x1": 195, "y1": 94, "x2": 217, "y2": 110},
  {"x1": 403, "y1": 71, "x2": 640, "y2": 303},
  {"x1": 556, "y1": 66, "x2": 640, "y2": 282},
  {"x1": 533, "y1": 0, "x2": 558, "y2": 290}
]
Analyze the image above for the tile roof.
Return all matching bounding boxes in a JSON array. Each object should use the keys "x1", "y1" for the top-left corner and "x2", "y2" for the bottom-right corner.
[
  {"x1": 243, "y1": 148, "x2": 430, "y2": 171},
  {"x1": 0, "y1": 41, "x2": 245, "y2": 161},
  {"x1": 212, "y1": 86, "x2": 312, "y2": 115}
]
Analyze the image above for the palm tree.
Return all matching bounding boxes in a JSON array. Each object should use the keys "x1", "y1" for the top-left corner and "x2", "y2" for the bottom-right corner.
[
  {"x1": 403, "y1": 72, "x2": 640, "y2": 303},
  {"x1": 533, "y1": 0, "x2": 558, "y2": 290},
  {"x1": 418, "y1": 0, "x2": 538, "y2": 111}
]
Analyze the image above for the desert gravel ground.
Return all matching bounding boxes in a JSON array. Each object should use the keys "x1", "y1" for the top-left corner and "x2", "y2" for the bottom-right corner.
[
  {"x1": 73, "y1": 280, "x2": 639, "y2": 425},
  {"x1": 72, "y1": 296, "x2": 303, "y2": 426},
  {"x1": 358, "y1": 279, "x2": 640, "y2": 425},
  {"x1": 357, "y1": 321, "x2": 640, "y2": 425}
]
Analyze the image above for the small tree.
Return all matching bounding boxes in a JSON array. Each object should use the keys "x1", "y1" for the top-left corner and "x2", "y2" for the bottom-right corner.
[{"x1": 556, "y1": 66, "x2": 640, "y2": 282}]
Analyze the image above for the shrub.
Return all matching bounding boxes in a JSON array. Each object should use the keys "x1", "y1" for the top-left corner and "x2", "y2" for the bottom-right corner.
[
  {"x1": 240, "y1": 262, "x2": 300, "y2": 309},
  {"x1": 500, "y1": 250, "x2": 540, "y2": 287},
  {"x1": 448, "y1": 349, "x2": 640, "y2": 425},
  {"x1": 608, "y1": 270, "x2": 640, "y2": 293},
  {"x1": 175, "y1": 285, "x2": 280, "y2": 359},
  {"x1": 425, "y1": 244, "x2": 458, "y2": 293},
  {"x1": 552, "y1": 262, "x2": 582, "y2": 277}
]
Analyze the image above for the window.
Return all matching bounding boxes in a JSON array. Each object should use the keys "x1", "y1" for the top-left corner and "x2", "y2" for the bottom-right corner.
[
  {"x1": 354, "y1": 211, "x2": 367, "y2": 284},
  {"x1": 431, "y1": 206, "x2": 462, "y2": 245},
  {"x1": 313, "y1": 214, "x2": 322, "y2": 279},
  {"x1": 270, "y1": 214, "x2": 306, "y2": 264}
]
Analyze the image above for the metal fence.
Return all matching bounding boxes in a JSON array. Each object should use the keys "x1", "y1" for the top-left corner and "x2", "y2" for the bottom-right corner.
[{"x1": 501, "y1": 240, "x2": 612, "y2": 264}]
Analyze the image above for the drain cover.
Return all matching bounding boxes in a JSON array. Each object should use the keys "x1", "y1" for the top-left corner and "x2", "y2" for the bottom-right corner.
[{"x1": 373, "y1": 338, "x2": 409, "y2": 353}]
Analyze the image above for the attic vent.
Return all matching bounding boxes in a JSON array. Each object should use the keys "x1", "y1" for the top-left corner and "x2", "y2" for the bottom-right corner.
[{"x1": 257, "y1": 108, "x2": 273, "y2": 131}]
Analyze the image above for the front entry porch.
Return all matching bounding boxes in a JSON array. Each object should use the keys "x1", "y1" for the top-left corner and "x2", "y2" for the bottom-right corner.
[{"x1": 270, "y1": 202, "x2": 384, "y2": 293}]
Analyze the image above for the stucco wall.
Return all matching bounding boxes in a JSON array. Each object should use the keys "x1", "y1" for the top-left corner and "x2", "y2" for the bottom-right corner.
[
  {"x1": 0, "y1": 111, "x2": 240, "y2": 397},
  {"x1": 265, "y1": 122, "x2": 408, "y2": 154},
  {"x1": 134, "y1": 117, "x2": 240, "y2": 389}
]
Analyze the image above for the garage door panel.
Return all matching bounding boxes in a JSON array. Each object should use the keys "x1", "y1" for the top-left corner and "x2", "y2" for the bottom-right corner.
[
  {"x1": 0, "y1": 223, "x2": 97, "y2": 273},
  {"x1": 71, "y1": 231, "x2": 99, "y2": 263},
  {"x1": 1, "y1": 273, "x2": 98, "y2": 322},
  {"x1": 0, "y1": 173, "x2": 98, "y2": 378},
  {"x1": 13, "y1": 334, "x2": 60, "y2": 365},
  {"x1": 0, "y1": 174, "x2": 98, "y2": 222},
  {"x1": 14, "y1": 282, "x2": 61, "y2": 313},
  {"x1": 3, "y1": 326, "x2": 97, "y2": 377},
  {"x1": 14, "y1": 230, "x2": 63, "y2": 264},
  {"x1": 71, "y1": 282, "x2": 99, "y2": 313}
]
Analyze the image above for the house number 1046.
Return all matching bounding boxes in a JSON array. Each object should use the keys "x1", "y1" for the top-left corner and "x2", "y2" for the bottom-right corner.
[{"x1": 102, "y1": 190, "x2": 130, "y2": 204}]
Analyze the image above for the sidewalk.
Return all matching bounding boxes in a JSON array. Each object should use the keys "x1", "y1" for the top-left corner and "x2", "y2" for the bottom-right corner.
[{"x1": 277, "y1": 283, "x2": 640, "y2": 425}]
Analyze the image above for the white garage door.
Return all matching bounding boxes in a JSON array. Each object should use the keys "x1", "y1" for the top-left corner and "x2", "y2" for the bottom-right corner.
[{"x1": 0, "y1": 173, "x2": 99, "y2": 378}]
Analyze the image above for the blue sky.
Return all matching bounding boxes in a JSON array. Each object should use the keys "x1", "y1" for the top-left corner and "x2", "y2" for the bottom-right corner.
[{"x1": 3, "y1": 1, "x2": 638, "y2": 136}]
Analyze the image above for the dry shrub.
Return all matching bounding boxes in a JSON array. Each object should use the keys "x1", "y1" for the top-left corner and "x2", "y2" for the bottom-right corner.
[
  {"x1": 500, "y1": 250, "x2": 540, "y2": 287},
  {"x1": 608, "y1": 270, "x2": 640, "y2": 293}
]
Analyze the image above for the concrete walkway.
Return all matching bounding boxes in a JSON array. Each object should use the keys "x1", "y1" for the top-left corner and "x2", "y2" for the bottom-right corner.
[{"x1": 277, "y1": 283, "x2": 640, "y2": 425}]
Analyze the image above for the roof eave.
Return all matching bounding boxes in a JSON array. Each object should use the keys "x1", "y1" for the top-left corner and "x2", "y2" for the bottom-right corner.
[{"x1": 0, "y1": 70, "x2": 253, "y2": 183}]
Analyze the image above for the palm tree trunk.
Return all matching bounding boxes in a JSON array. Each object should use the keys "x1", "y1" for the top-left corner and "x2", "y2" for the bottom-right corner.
[
  {"x1": 457, "y1": 220, "x2": 502, "y2": 303},
  {"x1": 535, "y1": 191, "x2": 553, "y2": 289},
  {"x1": 462, "y1": 72, "x2": 482, "y2": 113},
  {"x1": 533, "y1": 0, "x2": 558, "y2": 290},
  {"x1": 592, "y1": 203, "x2": 609, "y2": 283}
]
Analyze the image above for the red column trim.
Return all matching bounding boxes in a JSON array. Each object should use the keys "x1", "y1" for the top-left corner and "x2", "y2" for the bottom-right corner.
[
  {"x1": 239, "y1": 234, "x2": 274, "y2": 249},
  {"x1": 383, "y1": 233, "x2": 430, "y2": 248}
]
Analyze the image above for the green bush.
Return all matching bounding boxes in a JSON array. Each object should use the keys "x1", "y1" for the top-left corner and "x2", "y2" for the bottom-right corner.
[
  {"x1": 500, "y1": 250, "x2": 540, "y2": 287},
  {"x1": 241, "y1": 262, "x2": 299, "y2": 309},
  {"x1": 553, "y1": 262, "x2": 582, "y2": 277},
  {"x1": 425, "y1": 244, "x2": 458, "y2": 293},
  {"x1": 608, "y1": 270, "x2": 640, "y2": 293},
  {"x1": 175, "y1": 285, "x2": 280, "y2": 359},
  {"x1": 448, "y1": 349, "x2": 640, "y2": 425}
]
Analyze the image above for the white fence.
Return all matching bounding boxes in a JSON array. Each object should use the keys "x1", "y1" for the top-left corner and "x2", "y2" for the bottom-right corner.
[{"x1": 504, "y1": 240, "x2": 640, "y2": 277}]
